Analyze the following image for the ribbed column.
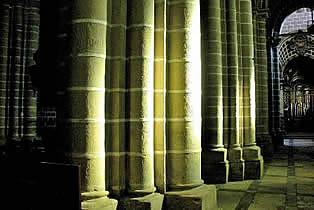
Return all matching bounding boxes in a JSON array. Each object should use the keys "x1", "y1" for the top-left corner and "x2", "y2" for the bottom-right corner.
[
  {"x1": 23, "y1": 3, "x2": 40, "y2": 141},
  {"x1": 167, "y1": 0, "x2": 203, "y2": 189},
  {"x1": 201, "y1": 0, "x2": 229, "y2": 184},
  {"x1": 8, "y1": 4, "x2": 24, "y2": 141},
  {"x1": 0, "y1": 3, "x2": 10, "y2": 145},
  {"x1": 240, "y1": 0, "x2": 263, "y2": 179},
  {"x1": 237, "y1": 0, "x2": 243, "y2": 146},
  {"x1": 105, "y1": 0, "x2": 127, "y2": 197},
  {"x1": 255, "y1": 12, "x2": 273, "y2": 156},
  {"x1": 65, "y1": 1, "x2": 117, "y2": 208},
  {"x1": 226, "y1": 0, "x2": 244, "y2": 181},
  {"x1": 221, "y1": 0, "x2": 228, "y2": 149},
  {"x1": 271, "y1": 42, "x2": 284, "y2": 147},
  {"x1": 154, "y1": 0, "x2": 166, "y2": 193},
  {"x1": 126, "y1": 0, "x2": 155, "y2": 195}
]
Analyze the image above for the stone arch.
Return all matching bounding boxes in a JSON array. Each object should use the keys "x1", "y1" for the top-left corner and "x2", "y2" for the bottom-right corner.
[
  {"x1": 268, "y1": 0, "x2": 314, "y2": 35},
  {"x1": 279, "y1": 34, "x2": 314, "y2": 71}
]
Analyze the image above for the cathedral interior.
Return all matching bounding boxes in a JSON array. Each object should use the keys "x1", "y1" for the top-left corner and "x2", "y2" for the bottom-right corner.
[{"x1": 1, "y1": 0, "x2": 314, "y2": 209}]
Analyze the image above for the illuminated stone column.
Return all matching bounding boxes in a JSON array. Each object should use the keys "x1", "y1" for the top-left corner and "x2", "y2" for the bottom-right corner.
[
  {"x1": 255, "y1": 12, "x2": 273, "y2": 156},
  {"x1": 154, "y1": 0, "x2": 166, "y2": 193},
  {"x1": 0, "y1": 3, "x2": 10, "y2": 145},
  {"x1": 226, "y1": 0, "x2": 244, "y2": 181},
  {"x1": 202, "y1": 0, "x2": 229, "y2": 184},
  {"x1": 65, "y1": 1, "x2": 117, "y2": 208},
  {"x1": 105, "y1": 0, "x2": 127, "y2": 197},
  {"x1": 240, "y1": 0, "x2": 263, "y2": 179},
  {"x1": 126, "y1": 0, "x2": 155, "y2": 195},
  {"x1": 166, "y1": 0, "x2": 203, "y2": 189}
]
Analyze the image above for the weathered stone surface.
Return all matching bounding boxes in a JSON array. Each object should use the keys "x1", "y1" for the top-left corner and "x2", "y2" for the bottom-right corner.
[
  {"x1": 165, "y1": 185, "x2": 217, "y2": 210},
  {"x1": 82, "y1": 197, "x2": 118, "y2": 210},
  {"x1": 118, "y1": 193, "x2": 164, "y2": 210}
]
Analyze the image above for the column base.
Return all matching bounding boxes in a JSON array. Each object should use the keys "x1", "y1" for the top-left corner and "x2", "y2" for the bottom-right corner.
[
  {"x1": 118, "y1": 193, "x2": 164, "y2": 210},
  {"x1": 243, "y1": 146, "x2": 264, "y2": 180},
  {"x1": 202, "y1": 148, "x2": 229, "y2": 184},
  {"x1": 165, "y1": 185, "x2": 217, "y2": 210},
  {"x1": 256, "y1": 134, "x2": 274, "y2": 158},
  {"x1": 228, "y1": 147, "x2": 245, "y2": 181},
  {"x1": 81, "y1": 197, "x2": 118, "y2": 210}
]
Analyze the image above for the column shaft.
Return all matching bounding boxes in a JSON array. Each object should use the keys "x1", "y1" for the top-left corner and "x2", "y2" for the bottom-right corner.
[
  {"x1": 167, "y1": 0, "x2": 203, "y2": 189},
  {"x1": 201, "y1": 0, "x2": 229, "y2": 184},
  {"x1": 226, "y1": 0, "x2": 244, "y2": 181},
  {"x1": 64, "y1": 1, "x2": 116, "y2": 208},
  {"x1": 154, "y1": 0, "x2": 166, "y2": 193},
  {"x1": 240, "y1": 0, "x2": 263, "y2": 179},
  {"x1": 255, "y1": 13, "x2": 273, "y2": 156},
  {"x1": 126, "y1": 0, "x2": 155, "y2": 194},
  {"x1": 0, "y1": 3, "x2": 10, "y2": 145},
  {"x1": 23, "y1": 4, "x2": 40, "y2": 141},
  {"x1": 105, "y1": 0, "x2": 127, "y2": 197}
]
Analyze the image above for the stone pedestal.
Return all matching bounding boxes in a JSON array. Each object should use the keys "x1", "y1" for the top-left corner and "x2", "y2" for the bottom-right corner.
[
  {"x1": 202, "y1": 148, "x2": 229, "y2": 184},
  {"x1": 165, "y1": 185, "x2": 217, "y2": 210},
  {"x1": 243, "y1": 146, "x2": 264, "y2": 179},
  {"x1": 82, "y1": 197, "x2": 118, "y2": 210},
  {"x1": 118, "y1": 193, "x2": 164, "y2": 210},
  {"x1": 228, "y1": 147, "x2": 245, "y2": 181}
]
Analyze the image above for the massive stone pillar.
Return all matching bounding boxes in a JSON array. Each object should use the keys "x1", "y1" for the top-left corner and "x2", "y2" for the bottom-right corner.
[
  {"x1": 0, "y1": 3, "x2": 10, "y2": 145},
  {"x1": 270, "y1": 40, "x2": 284, "y2": 147},
  {"x1": 255, "y1": 12, "x2": 273, "y2": 156},
  {"x1": 240, "y1": 0, "x2": 263, "y2": 179},
  {"x1": 166, "y1": 0, "x2": 203, "y2": 190},
  {"x1": 105, "y1": 0, "x2": 127, "y2": 197},
  {"x1": 201, "y1": 0, "x2": 229, "y2": 184},
  {"x1": 23, "y1": 3, "x2": 40, "y2": 142},
  {"x1": 8, "y1": 4, "x2": 24, "y2": 142},
  {"x1": 126, "y1": 0, "x2": 155, "y2": 195},
  {"x1": 65, "y1": 1, "x2": 117, "y2": 208},
  {"x1": 165, "y1": 1, "x2": 217, "y2": 209},
  {"x1": 154, "y1": 0, "x2": 166, "y2": 193},
  {"x1": 226, "y1": 0, "x2": 244, "y2": 181}
]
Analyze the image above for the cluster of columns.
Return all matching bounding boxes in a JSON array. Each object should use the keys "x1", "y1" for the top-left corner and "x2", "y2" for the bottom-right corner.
[
  {"x1": 58, "y1": 0, "x2": 208, "y2": 208},
  {"x1": 201, "y1": 0, "x2": 264, "y2": 183},
  {"x1": 55, "y1": 0, "x2": 269, "y2": 208},
  {"x1": 253, "y1": 9, "x2": 273, "y2": 156},
  {"x1": 0, "y1": 1, "x2": 40, "y2": 146}
]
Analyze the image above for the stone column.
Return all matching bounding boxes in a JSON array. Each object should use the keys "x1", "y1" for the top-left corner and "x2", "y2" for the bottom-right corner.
[
  {"x1": 154, "y1": 0, "x2": 166, "y2": 193},
  {"x1": 270, "y1": 40, "x2": 284, "y2": 147},
  {"x1": 23, "y1": 3, "x2": 40, "y2": 142},
  {"x1": 126, "y1": 0, "x2": 155, "y2": 195},
  {"x1": 105, "y1": 0, "x2": 127, "y2": 197},
  {"x1": 166, "y1": 0, "x2": 203, "y2": 189},
  {"x1": 240, "y1": 0, "x2": 263, "y2": 179},
  {"x1": 0, "y1": 3, "x2": 10, "y2": 145},
  {"x1": 8, "y1": 4, "x2": 24, "y2": 142},
  {"x1": 201, "y1": 0, "x2": 229, "y2": 184},
  {"x1": 65, "y1": 1, "x2": 117, "y2": 208},
  {"x1": 255, "y1": 12, "x2": 273, "y2": 156},
  {"x1": 226, "y1": 0, "x2": 244, "y2": 181}
]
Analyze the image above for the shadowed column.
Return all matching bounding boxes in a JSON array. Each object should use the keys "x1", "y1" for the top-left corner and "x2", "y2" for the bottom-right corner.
[
  {"x1": 255, "y1": 12, "x2": 273, "y2": 156},
  {"x1": 226, "y1": 0, "x2": 244, "y2": 181},
  {"x1": 126, "y1": 0, "x2": 156, "y2": 195},
  {"x1": 65, "y1": 0, "x2": 117, "y2": 208},
  {"x1": 240, "y1": 0, "x2": 264, "y2": 180},
  {"x1": 201, "y1": 0, "x2": 229, "y2": 184},
  {"x1": 0, "y1": 3, "x2": 10, "y2": 145},
  {"x1": 154, "y1": 0, "x2": 166, "y2": 193},
  {"x1": 105, "y1": 0, "x2": 127, "y2": 197}
]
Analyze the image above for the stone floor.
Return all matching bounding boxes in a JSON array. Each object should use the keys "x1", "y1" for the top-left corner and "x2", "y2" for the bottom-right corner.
[{"x1": 216, "y1": 138, "x2": 314, "y2": 210}]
